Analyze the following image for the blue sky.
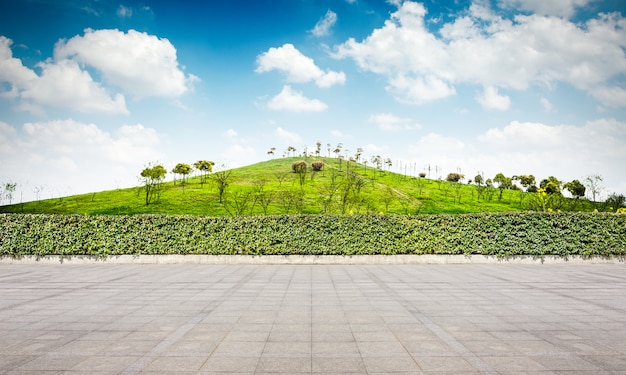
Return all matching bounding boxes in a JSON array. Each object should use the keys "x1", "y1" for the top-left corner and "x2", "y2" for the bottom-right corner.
[{"x1": 1, "y1": 0, "x2": 625, "y2": 203}]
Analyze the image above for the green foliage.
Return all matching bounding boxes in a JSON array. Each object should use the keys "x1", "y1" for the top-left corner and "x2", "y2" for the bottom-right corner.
[
  {"x1": 140, "y1": 164, "x2": 167, "y2": 205},
  {"x1": 172, "y1": 163, "x2": 192, "y2": 185},
  {"x1": 0, "y1": 157, "x2": 602, "y2": 216},
  {"x1": 564, "y1": 179, "x2": 586, "y2": 198},
  {"x1": 1, "y1": 213, "x2": 624, "y2": 258}
]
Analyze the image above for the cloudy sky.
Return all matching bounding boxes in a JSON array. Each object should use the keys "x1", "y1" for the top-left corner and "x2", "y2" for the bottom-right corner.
[{"x1": 1, "y1": 0, "x2": 625, "y2": 203}]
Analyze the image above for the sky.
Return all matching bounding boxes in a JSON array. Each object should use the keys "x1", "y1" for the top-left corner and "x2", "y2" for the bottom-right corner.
[{"x1": 1, "y1": 0, "x2": 625, "y2": 203}]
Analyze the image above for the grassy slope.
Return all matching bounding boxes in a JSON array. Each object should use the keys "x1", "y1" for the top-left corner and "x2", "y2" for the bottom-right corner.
[{"x1": 0, "y1": 157, "x2": 595, "y2": 215}]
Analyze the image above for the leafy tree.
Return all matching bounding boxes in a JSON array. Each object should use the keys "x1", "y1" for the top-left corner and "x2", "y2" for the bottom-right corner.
[
  {"x1": 584, "y1": 174, "x2": 604, "y2": 202},
  {"x1": 517, "y1": 175, "x2": 537, "y2": 192},
  {"x1": 605, "y1": 193, "x2": 626, "y2": 211},
  {"x1": 194, "y1": 160, "x2": 215, "y2": 186},
  {"x1": 172, "y1": 163, "x2": 192, "y2": 186},
  {"x1": 267, "y1": 147, "x2": 276, "y2": 158},
  {"x1": 564, "y1": 179, "x2": 586, "y2": 198},
  {"x1": 493, "y1": 173, "x2": 512, "y2": 200},
  {"x1": 540, "y1": 176, "x2": 562, "y2": 195},
  {"x1": 211, "y1": 167, "x2": 233, "y2": 203},
  {"x1": 140, "y1": 164, "x2": 166, "y2": 205},
  {"x1": 315, "y1": 141, "x2": 322, "y2": 157}
]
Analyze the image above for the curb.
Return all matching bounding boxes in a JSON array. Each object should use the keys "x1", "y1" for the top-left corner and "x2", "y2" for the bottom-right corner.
[{"x1": 1, "y1": 254, "x2": 624, "y2": 265}]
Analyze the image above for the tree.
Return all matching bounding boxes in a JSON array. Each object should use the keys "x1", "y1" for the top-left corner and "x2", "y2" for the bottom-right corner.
[
  {"x1": 584, "y1": 174, "x2": 604, "y2": 202},
  {"x1": 211, "y1": 168, "x2": 233, "y2": 203},
  {"x1": 315, "y1": 141, "x2": 322, "y2": 157},
  {"x1": 267, "y1": 147, "x2": 276, "y2": 158},
  {"x1": 140, "y1": 164, "x2": 166, "y2": 205},
  {"x1": 355, "y1": 148, "x2": 363, "y2": 163},
  {"x1": 385, "y1": 158, "x2": 393, "y2": 170},
  {"x1": 605, "y1": 193, "x2": 626, "y2": 210},
  {"x1": 564, "y1": 179, "x2": 586, "y2": 198},
  {"x1": 493, "y1": 173, "x2": 512, "y2": 200},
  {"x1": 2, "y1": 182, "x2": 17, "y2": 205},
  {"x1": 517, "y1": 175, "x2": 537, "y2": 192},
  {"x1": 287, "y1": 146, "x2": 296, "y2": 157},
  {"x1": 540, "y1": 176, "x2": 562, "y2": 195},
  {"x1": 172, "y1": 163, "x2": 192, "y2": 186},
  {"x1": 194, "y1": 160, "x2": 214, "y2": 186}
]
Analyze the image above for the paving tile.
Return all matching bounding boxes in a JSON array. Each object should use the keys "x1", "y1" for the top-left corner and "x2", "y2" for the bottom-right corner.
[{"x1": 0, "y1": 263, "x2": 625, "y2": 374}]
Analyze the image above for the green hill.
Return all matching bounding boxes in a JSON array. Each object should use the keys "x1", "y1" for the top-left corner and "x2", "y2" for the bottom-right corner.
[{"x1": 0, "y1": 157, "x2": 596, "y2": 215}]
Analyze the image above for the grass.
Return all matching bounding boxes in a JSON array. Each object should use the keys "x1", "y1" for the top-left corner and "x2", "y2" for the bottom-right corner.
[{"x1": 0, "y1": 157, "x2": 598, "y2": 215}]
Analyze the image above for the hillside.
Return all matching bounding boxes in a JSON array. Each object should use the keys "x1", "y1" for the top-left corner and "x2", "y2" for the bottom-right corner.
[{"x1": 0, "y1": 157, "x2": 596, "y2": 215}]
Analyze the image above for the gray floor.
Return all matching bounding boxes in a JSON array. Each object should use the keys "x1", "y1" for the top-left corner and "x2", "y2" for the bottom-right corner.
[{"x1": 0, "y1": 264, "x2": 625, "y2": 374}]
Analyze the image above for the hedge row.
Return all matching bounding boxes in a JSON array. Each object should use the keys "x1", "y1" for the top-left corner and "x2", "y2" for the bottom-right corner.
[{"x1": 1, "y1": 213, "x2": 625, "y2": 258}]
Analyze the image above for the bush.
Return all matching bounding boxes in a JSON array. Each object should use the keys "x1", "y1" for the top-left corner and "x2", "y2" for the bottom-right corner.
[
  {"x1": 291, "y1": 161, "x2": 307, "y2": 173},
  {"x1": 311, "y1": 161, "x2": 324, "y2": 171},
  {"x1": 1, "y1": 213, "x2": 624, "y2": 258},
  {"x1": 446, "y1": 173, "x2": 464, "y2": 182}
]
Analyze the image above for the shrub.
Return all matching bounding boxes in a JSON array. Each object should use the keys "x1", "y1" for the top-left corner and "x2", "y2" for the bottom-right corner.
[
  {"x1": 446, "y1": 173, "x2": 464, "y2": 182},
  {"x1": 291, "y1": 161, "x2": 307, "y2": 173},
  {"x1": 311, "y1": 161, "x2": 324, "y2": 171},
  {"x1": 1, "y1": 213, "x2": 624, "y2": 258}
]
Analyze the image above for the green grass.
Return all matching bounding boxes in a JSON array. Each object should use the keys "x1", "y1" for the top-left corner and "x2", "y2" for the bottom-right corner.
[{"x1": 0, "y1": 157, "x2": 597, "y2": 215}]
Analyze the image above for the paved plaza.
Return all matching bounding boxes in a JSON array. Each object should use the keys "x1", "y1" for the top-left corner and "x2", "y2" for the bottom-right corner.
[{"x1": 0, "y1": 263, "x2": 625, "y2": 374}]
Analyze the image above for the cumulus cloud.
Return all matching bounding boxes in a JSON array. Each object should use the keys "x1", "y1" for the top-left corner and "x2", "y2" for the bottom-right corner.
[
  {"x1": 23, "y1": 59, "x2": 128, "y2": 114},
  {"x1": 1, "y1": 30, "x2": 197, "y2": 114},
  {"x1": 55, "y1": 29, "x2": 198, "y2": 98},
  {"x1": 497, "y1": 0, "x2": 593, "y2": 18},
  {"x1": 369, "y1": 113, "x2": 422, "y2": 131},
  {"x1": 1, "y1": 36, "x2": 127, "y2": 114},
  {"x1": 0, "y1": 119, "x2": 162, "y2": 201},
  {"x1": 476, "y1": 86, "x2": 511, "y2": 110},
  {"x1": 333, "y1": 1, "x2": 626, "y2": 108},
  {"x1": 311, "y1": 10, "x2": 338, "y2": 37},
  {"x1": 256, "y1": 44, "x2": 345, "y2": 88},
  {"x1": 405, "y1": 118, "x2": 626, "y2": 197},
  {"x1": 267, "y1": 85, "x2": 328, "y2": 112}
]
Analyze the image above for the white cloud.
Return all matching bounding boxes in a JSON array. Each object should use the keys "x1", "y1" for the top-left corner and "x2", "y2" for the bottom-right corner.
[
  {"x1": 274, "y1": 127, "x2": 302, "y2": 144},
  {"x1": 476, "y1": 86, "x2": 511, "y2": 110},
  {"x1": 256, "y1": 44, "x2": 346, "y2": 88},
  {"x1": 223, "y1": 129, "x2": 238, "y2": 138},
  {"x1": 220, "y1": 144, "x2": 257, "y2": 165},
  {"x1": 2, "y1": 30, "x2": 197, "y2": 114},
  {"x1": 23, "y1": 59, "x2": 128, "y2": 114},
  {"x1": 311, "y1": 10, "x2": 338, "y2": 37},
  {"x1": 404, "y1": 119, "x2": 626, "y2": 198},
  {"x1": 330, "y1": 129, "x2": 352, "y2": 139},
  {"x1": 117, "y1": 5, "x2": 133, "y2": 17},
  {"x1": 267, "y1": 85, "x2": 327, "y2": 112},
  {"x1": 497, "y1": 0, "x2": 593, "y2": 18},
  {"x1": 369, "y1": 113, "x2": 422, "y2": 131},
  {"x1": 333, "y1": 1, "x2": 626, "y2": 108},
  {"x1": 0, "y1": 119, "x2": 162, "y2": 201},
  {"x1": 54, "y1": 29, "x2": 198, "y2": 98},
  {"x1": 1, "y1": 36, "x2": 127, "y2": 114},
  {"x1": 540, "y1": 97, "x2": 553, "y2": 112}
]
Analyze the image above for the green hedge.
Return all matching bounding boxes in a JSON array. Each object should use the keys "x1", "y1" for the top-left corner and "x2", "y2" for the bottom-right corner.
[{"x1": 1, "y1": 213, "x2": 625, "y2": 258}]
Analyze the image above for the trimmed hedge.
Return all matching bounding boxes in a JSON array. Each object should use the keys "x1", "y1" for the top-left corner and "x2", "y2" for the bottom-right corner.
[{"x1": 1, "y1": 213, "x2": 625, "y2": 258}]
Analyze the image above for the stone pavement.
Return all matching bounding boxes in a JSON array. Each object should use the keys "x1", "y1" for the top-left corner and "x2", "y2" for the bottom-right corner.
[{"x1": 0, "y1": 263, "x2": 625, "y2": 374}]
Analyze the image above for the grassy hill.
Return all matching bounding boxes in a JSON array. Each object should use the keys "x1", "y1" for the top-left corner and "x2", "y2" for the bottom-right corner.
[{"x1": 0, "y1": 157, "x2": 596, "y2": 215}]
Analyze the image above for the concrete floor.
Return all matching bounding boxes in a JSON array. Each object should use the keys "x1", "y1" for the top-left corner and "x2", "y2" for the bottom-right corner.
[{"x1": 0, "y1": 263, "x2": 625, "y2": 374}]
